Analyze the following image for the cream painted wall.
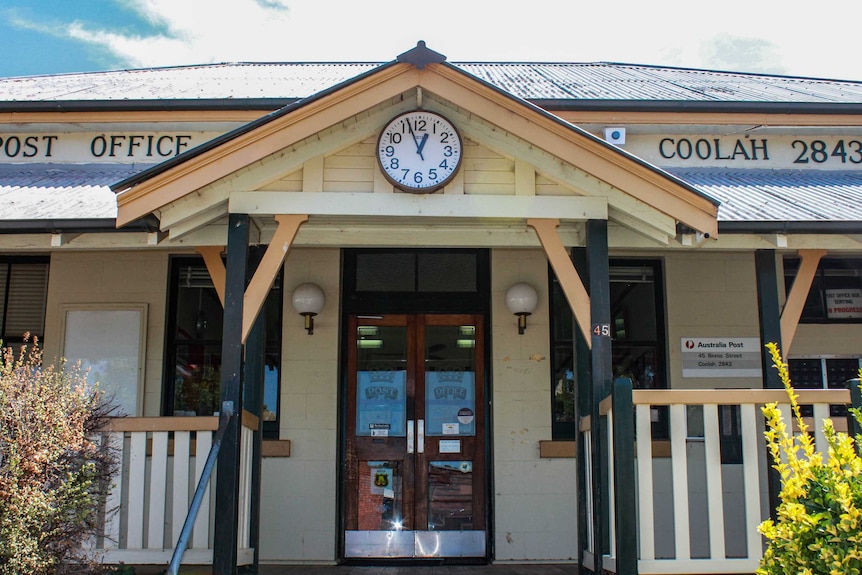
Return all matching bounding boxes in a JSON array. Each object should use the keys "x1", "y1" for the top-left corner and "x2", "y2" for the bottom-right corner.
[
  {"x1": 491, "y1": 249, "x2": 578, "y2": 562},
  {"x1": 259, "y1": 248, "x2": 340, "y2": 564},
  {"x1": 664, "y1": 252, "x2": 763, "y2": 390},
  {"x1": 43, "y1": 250, "x2": 170, "y2": 417}
]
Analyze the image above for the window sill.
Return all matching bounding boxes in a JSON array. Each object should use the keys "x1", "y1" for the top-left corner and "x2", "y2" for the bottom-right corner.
[{"x1": 262, "y1": 439, "x2": 291, "y2": 457}]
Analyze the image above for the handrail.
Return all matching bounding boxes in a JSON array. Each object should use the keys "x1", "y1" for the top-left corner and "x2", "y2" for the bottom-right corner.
[
  {"x1": 632, "y1": 388, "x2": 850, "y2": 405},
  {"x1": 166, "y1": 401, "x2": 235, "y2": 575}
]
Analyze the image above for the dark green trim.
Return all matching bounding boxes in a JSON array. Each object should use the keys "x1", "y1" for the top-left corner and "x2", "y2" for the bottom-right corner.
[
  {"x1": 214, "y1": 213, "x2": 249, "y2": 574},
  {"x1": 576, "y1": 325, "x2": 590, "y2": 574},
  {"x1": 612, "y1": 378, "x2": 637, "y2": 575},
  {"x1": 587, "y1": 219, "x2": 611, "y2": 573},
  {"x1": 755, "y1": 250, "x2": 783, "y2": 389},
  {"x1": 244, "y1": 246, "x2": 267, "y2": 572}
]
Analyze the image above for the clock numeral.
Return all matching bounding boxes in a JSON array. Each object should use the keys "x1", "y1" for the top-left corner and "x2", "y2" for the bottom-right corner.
[
  {"x1": 384, "y1": 145, "x2": 395, "y2": 157},
  {"x1": 414, "y1": 119, "x2": 427, "y2": 132},
  {"x1": 390, "y1": 133, "x2": 402, "y2": 144},
  {"x1": 413, "y1": 171, "x2": 424, "y2": 184},
  {"x1": 429, "y1": 168, "x2": 438, "y2": 180},
  {"x1": 401, "y1": 168, "x2": 410, "y2": 180},
  {"x1": 390, "y1": 158, "x2": 399, "y2": 169},
  {"x1": 439, "y1": 159, "x2": 448, "y2": 169},
  {"x1": 440, "y1": 132, "x2": 449, "y2": 143},
  {"x1": 443, "y1": 145, "x2": 454, "y2": 157}
]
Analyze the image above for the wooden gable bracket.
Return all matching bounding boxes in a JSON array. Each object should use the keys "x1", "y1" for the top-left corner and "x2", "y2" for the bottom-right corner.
[
  {"x1": 527, "y1": 218, "x2": 592, "y2": 349},
  {"x1": 780, "y1": 249, "x2": 826, "y2": 354},
  {"x1": 196, "y1": 214, "x2": 309, "y2": 344}
]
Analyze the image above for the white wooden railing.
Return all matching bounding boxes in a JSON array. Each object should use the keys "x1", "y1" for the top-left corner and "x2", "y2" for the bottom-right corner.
[
  {"x1": 94, "y1": 415, "x2": 256, "y2": 566},
  {"x1": 585, "y1": 387, "x2": 851, "y2": 575}
]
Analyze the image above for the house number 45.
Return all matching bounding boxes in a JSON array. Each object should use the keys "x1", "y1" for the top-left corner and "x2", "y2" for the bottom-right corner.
[{"x1": 592, "y1": 324, "x2": 611, "y2": 337}]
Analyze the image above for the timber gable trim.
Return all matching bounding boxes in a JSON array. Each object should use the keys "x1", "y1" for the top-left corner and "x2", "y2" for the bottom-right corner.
[{"x1": 114, "y1": 53, "x2": 720, "y2": 237}]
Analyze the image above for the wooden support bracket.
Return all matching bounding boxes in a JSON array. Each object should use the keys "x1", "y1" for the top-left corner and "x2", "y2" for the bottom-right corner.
[
  {"x1": 197, "y1": 245, "x2": 227, "y2": 306},
  {"x1": 527, "y1": 218, "x2": 592, "y2": 348},
  {"x1": 241, "y1": 214, "x2": 308, "y2": 343},
  {"x1": 781, "y1": 249, "x2": 826, "y2": 354},
  {"x1": 196, "y1": 214, "x2": 308, "y2": 344}
]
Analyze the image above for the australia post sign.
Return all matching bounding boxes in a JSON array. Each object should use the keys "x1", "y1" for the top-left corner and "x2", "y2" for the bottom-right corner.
[{"x1": 681, "y1": 337, "x2": 762, "y2": 378}]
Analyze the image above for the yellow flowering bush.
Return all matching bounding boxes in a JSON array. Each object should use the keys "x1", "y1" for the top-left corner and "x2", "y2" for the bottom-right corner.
[{"x1": 758, "y1": 342, "x2": 862, "y2": 575}]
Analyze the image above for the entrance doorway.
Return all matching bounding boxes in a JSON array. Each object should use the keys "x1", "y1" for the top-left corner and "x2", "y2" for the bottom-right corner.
[{"x1": 343, "y1": 313, "x2": 486, "y2": 558}]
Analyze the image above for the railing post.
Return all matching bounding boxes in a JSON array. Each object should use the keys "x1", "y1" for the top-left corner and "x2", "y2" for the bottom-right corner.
[
  {"x1": 587, "y1": 219, "x2": 611, "y2": 574},
  {"x1": 214, "y1": 213, "x2": 249, "y2": 575},
  {"x1": 755, "y1": 249, "x2": 784, "y2": 519},
  {"x1": 612, "y1": 378, "x2": 637, "y2": 575},
  {"x1": 243, "y1": 270, "x2": 266, "y2": 573},
  {"x1": 576, "y1": 327, "x2": 591, "y2": 574}
]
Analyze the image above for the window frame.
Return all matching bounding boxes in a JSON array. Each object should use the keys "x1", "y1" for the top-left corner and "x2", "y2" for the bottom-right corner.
[
  {"x1": 162, "y1": 255, "x2": 283, "y2": 438},
  {"x1": 0, "y1": 255, "x2": 50, "y2": 344},
  {"x1": 549, "y1": 256, "x2": 668, "y2": 440},
  {"x1": 784, "y1": 256, "x2": 862, "y2": 324}
]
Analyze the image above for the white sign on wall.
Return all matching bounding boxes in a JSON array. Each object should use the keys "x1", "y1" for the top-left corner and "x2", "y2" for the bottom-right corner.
[
  {"x1": 825, "y1": 289, "x2": 862, "y2": 319},
  {"x1": 681, "y1": 337, "x2": 762, "y2": 378}
]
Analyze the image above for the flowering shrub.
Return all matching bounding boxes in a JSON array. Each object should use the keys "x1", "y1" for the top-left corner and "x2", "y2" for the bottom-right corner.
[
  {"x1": 0, "y1": 337, "x2": 118, "y2": 574},
  {"x1": 757, "y1": 342, "x2": 862, "y2": 575}
]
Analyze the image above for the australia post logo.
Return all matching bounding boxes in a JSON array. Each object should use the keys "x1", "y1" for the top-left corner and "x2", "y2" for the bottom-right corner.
[
  {"x1": 434, "y1": 386, "x2": 467, "y2": 400},
  {"x1": 365, "y1": 386, "x2": 398, "y2": 400}
]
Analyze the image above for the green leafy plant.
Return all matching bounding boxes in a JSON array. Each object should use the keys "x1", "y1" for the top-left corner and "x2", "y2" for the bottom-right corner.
[
  {"x1": 758, "y1": 342, "x2": 862, "y2": 575},
  {"x1": 0, "y1": 337, "x2": 118, "y2": 574}
]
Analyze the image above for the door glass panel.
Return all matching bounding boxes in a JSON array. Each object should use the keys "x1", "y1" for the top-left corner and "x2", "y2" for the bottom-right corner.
[
  {"x1": 356, "y1": 325, "x2": 407, "y2": 437},
  {"x1": 358, "y1": 461, "x2": 404, "y2": 530},
  {"x1": 428, "y1": 461, "x2": 473, "y2": 530},
  {"x1": 425, "y1": 325, "x2": 476, "y2": 436}
]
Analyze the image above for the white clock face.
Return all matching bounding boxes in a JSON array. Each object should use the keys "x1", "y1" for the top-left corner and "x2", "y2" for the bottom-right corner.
[{"x1": 377, "y1": 111, "x2": 462, "y2": 192}]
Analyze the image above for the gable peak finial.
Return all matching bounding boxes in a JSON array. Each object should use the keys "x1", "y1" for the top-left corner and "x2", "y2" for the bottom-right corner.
[{"x1": 396, "y1": 41, "x2": 447, "y2": 69}]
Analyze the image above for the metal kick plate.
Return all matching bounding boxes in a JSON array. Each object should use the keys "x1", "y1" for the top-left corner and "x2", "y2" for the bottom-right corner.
[{"x1": 345, "y1": 530, "x2": 486, "y2": 558}]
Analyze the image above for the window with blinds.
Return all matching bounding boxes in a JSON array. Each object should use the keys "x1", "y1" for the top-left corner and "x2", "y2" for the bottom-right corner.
[{"x1": 0, "y1": 259, "x2": 50, "y2": 342}]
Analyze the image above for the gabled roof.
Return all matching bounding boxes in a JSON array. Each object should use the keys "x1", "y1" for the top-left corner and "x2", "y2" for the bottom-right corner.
[
  {"x1": 3, "y1": 59, "x2": 862, "y2": 112},
  {"x1": 111, "y1": 43, "x2": 720, "y2": 237}
]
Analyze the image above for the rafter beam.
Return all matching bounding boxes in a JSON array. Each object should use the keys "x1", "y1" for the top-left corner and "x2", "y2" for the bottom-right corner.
[
  {"x1": 527, "y1": 218, "x2": 592, "y2": 348},
  {"x1": 781, "y1": 249, "x2": 826, "y2": 353}
]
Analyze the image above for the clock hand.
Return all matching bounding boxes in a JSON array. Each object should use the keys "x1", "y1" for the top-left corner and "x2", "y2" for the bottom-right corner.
[
  {"x1": 416, "y1": 133, "x2": 428, "y2": 161},
  {"x1": 404, "y1": 118, "x2": 422, "y2": 153}
]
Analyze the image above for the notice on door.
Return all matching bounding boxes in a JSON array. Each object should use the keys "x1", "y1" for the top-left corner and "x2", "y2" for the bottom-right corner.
[{"x1": 681, "y1": 337, "x2": 762, "y2": 378}]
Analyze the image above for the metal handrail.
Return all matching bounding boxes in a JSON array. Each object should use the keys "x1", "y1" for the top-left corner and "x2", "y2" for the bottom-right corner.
[{"x1": 166, "y1": 401, "x2": 235, "y2": 575}]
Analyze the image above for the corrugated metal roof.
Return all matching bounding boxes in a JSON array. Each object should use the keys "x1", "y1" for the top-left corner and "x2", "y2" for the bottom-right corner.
[
  {"x1": 666, "y1": 168, "x2": 862, "y2": 222},
  {"x1": 0, "y1": 164, "x2": 149, "y2": 220},
  {"x1": 2, "y1": 62, "x2": 862, "y2": 104},
  {"x1": 2, "y1": 164, "x2": 860, "y2": 226}
]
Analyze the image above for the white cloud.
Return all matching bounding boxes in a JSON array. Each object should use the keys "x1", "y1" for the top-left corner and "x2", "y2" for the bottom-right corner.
[{"x1": 16, "y1": 0, "x2": 862, "y2": 80}]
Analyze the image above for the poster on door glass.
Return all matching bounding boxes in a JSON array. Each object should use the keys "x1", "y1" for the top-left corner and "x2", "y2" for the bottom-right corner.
[
  {"x1": 425, "y1": 370, "x2": 475, "y2": 436},
  {"x1": 356, "y1": 370, "x2": 407, "y2": 436}
]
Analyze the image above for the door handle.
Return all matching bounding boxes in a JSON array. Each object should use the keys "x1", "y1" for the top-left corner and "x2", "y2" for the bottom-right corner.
[
  {"x1": 407, "y1": 419, "x2": 414, "y2": 454},
  {"x1": 417, "y1": 419, "x2": 425, "y2": 454}
]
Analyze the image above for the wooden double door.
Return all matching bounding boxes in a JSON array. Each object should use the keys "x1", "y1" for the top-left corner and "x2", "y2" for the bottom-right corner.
[{"x1": 343, "y1": 314, "x2": 487, "y2": 559}]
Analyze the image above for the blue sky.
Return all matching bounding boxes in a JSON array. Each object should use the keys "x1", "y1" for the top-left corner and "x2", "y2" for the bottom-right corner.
[{"x1": 2, "y1": 0, "x2": 862, "y2": 81}]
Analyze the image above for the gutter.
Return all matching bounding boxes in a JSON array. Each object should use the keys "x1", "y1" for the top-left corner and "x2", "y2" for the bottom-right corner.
[
  {"x1": 0, "y1": 98, "x2": 294, "y2": 113},
  {"x1": 531, "y1": 99, "x2": 862, "y2": 116},
  {"x1": 717, "y1": 220, "x2": 862, "y2": 234},
  {"x1": 0, "y1": 216, "x2": 160, "y2": 234}
]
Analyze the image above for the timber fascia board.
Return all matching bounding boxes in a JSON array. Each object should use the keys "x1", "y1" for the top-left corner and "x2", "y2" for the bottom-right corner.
[
  {"x1": 116, "y1": 60, "x2": 718, "y2": 238},
  {"x1": 422, "y1": 64, "x2": 719, "y2": 236},
  {"x1": 115, "y1": 64, "x2": 421, "y2": 226}
]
